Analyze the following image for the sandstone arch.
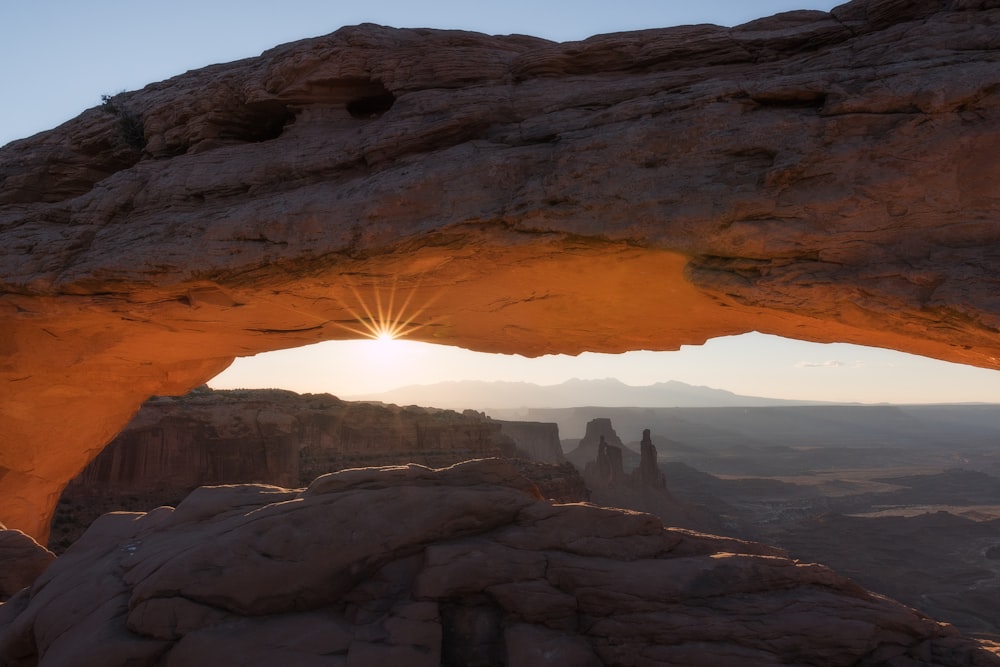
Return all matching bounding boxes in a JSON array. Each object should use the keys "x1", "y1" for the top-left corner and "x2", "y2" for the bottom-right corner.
[{"x1": 2, "y1": 0, "x2": 999, "y2": 539}]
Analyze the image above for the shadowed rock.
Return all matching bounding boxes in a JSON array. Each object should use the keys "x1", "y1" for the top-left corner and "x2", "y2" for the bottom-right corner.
[
  {"x1": 568, "y1": 418, "x2": 639, "y2": 472},
  {"x1": 496, "y1": 421, "x2": 566, "y2": 465},
  {"x1": 1, "y1": 0, "x2": 999, "y2": 540},
  {"x1": 0, "y1": 528, "x2": 54, "y2": 601},
  {"x1": 633, "y1": 429, "x2": 667, "y2": 489},
  {"x1": 50, "y1": 387, "x2": 586, "y2": 551},
  {"x1": 66, "y1": 388, "x2": 516, "y2": 493},
  {"x1": 2, "y1": 459, "x2": 998, "y2": 666}
]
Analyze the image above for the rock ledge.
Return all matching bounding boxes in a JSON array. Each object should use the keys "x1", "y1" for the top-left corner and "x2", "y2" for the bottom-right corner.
[{"x1": 1, "y1": 459, "x2": 997, "y2": 666}]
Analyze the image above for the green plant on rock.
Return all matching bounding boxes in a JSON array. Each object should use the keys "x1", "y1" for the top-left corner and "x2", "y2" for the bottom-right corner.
[{"x1": 100, "y1": 92, "x2": 145, "y2": 150}]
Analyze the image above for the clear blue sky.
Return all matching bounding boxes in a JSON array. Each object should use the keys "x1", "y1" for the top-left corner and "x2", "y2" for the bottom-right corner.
[
  {"x1": 6, "y1": 1, "x2": 1000, "y2": 404},
  {"x1": 2, "y1": 0, "x2": 841, "y2": 146}
]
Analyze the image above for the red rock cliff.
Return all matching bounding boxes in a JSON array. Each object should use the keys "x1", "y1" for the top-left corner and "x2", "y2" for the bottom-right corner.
[
  {"x1": 497, "y1": 421, "x2": 566, "y2": 465},
  {"x1": 51, "y1": 388, "x2": 590, "y2": 550},
  {"x1": 67, "y1": 388, "x2": 514, "y2": 490}
]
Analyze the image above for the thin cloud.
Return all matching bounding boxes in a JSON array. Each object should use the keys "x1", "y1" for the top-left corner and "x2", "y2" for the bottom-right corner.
[{"x1": 795, "y1": 360, "x2": 863, "y2": 369}]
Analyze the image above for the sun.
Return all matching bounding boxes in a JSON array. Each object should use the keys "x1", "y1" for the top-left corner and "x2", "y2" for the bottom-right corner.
[
  {"x1": 334, "y1": 280, "x2": 438, "y2": 347},
  {"x1": 364, "y1": 330, "x2": 408, "y2": 365},
  {"x1": 371, "y1": 326, "x2": 401, "y2": 352}
]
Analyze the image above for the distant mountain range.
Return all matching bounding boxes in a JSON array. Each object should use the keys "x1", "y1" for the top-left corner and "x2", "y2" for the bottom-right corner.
[{"x1": 343, "y1": 378, "x2": 841, "y2": 411}]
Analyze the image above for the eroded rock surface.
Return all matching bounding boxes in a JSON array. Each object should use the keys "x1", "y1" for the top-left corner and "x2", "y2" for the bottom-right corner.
[
  {"x1": 0, "y1": 528, "x2": 53, "y2": 602},
  {"x1": 1, "y1": 0, "x2": 999, "y2": 538},
  {"x1": 497, "y1": 421, "x2": 566, "y2": 465},
  {"x1": 574, "y1": 420, "x2": 714, "y2": 533},
  {"x1": 68, "y1": 388, "x2": 517, "y2": 493},
  {"x1": 634, "y1": 429, "x2": 667, "y2": 489},
  {"x1": 568, "y1": 418, "x2": 638, "y2": 471},
  {"x1": 50, "y1": 387, "x2": 586, "y2": 551},
  {"x1": 3, "y1": 459, "x2": 999, "y2": 666}
]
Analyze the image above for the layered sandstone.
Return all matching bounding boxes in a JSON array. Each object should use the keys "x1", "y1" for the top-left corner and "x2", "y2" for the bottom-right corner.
[
  {"x1": 497, "y1": 421, "x2": 566, "y2": 465},
  {"x1": 634, "y1": 429, "x2": 667, "y2": 489},
  {"x1": 1, "y1": 0, "x2": 999, "y2": 538},
  {"x1": 3, "y1": 459, "x2": 999, "y2": 666},
  {"x1": 69, "y1": 388, "x2": 516, "y2": 493},
  {"x1": 51, "y1": 387, "x2": 585, "y2": 550},
  {"x1": 573, "y1": 420, "x2": 714, "y2": 532},
  {"x1": 568, "y1": 418, "x2": 640, "y2": 471}
]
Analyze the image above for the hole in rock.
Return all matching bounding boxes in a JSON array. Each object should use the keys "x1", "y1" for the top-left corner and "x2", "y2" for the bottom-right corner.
[
  {"x1": 219, "y1": 100, "x2": 296, "y2": 143},
  {"x1": 750, "y1": 91, "x2": 828, "y2": 109},
  {"x1": 346, "y1": 87, "x2": 396, "y2": 119}
]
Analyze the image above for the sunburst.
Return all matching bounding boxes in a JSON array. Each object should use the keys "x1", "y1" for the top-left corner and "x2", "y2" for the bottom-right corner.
[{"x1": 335, "y1": 280, "x2": 436, "y2": 343}]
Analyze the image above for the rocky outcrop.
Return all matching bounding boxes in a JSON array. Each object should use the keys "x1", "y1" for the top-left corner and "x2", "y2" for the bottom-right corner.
[
  {"x1": 0, "y1": 528, "x2": 53, "y2": 601},
  {"x1": 575, "y1": 421, "x2": 711, "y2": 532},
  {"x1": 764, "y1": 510, "x2": 1000, "y2": 641},
  {"x1": 567, "y1": 418, "x2": 639, "y2": 472},
  {"x1": 595, "y1": 436, "x2": 626, "y2": 486},
  {"x1": 2, "y1": 1, "x2": 999, "y2": 540},
  {"x1": 497, "y1": 421, "x2": 565, "y2": 464},
  {"x1": 2, "y1": 459, "x2": 998, "y2": 666},
  {"x1": 53, "y1": 388, "x2": 590, "y2": 550},
  {"x1": 633, "y1": 429, "x2": 667, "y2": 489},
  {"x1": 508, "y1": 459, "x2": 590, "y2": 504},
  {"x1": 68, "y1": 388, "x2": 516, "y2": 494}
]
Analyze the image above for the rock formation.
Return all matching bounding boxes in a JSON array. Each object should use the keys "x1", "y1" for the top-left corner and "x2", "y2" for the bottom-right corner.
[
  {"x1": 568, "y1": 418, "x2": 639, "y2": 472},
  {"x1": 2, "y1": 459, "x2": 999, "y2": 666},
  {"x1": 1, "y1": 1, "x2": 999, "y2": 539},
  {"x1": 633, "y1": 429, "x2": 667, "y2": 489},
  {"x1": 68, "y1": 387, "x2": 517, "y2": 493},
  {"x1": 765, "y1": 510, "x2": 1000, "y2": 641},
  {"x1": 50, "y1": 387, "x2": 585, "y2": 550},
  {"x1": 576, "y1": 421, "x2": 720, "y2": 533},
  {"x1": 0, "y1": 527, "x2": 53, "y2": 602},
  {"x1": 506, "y1": 459, "x2": 591, "y2": 505},
  {"x1": 597, "y1": 436, "x2": 626, "y2": 486},
  {"x1": 496, "y1": 421, "x2": 565, "y2": 465}
]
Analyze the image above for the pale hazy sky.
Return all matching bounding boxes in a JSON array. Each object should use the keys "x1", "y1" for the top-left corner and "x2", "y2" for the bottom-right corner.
[{"x1": 6, "y1": 1, "x2": 1000, "y2": 404}]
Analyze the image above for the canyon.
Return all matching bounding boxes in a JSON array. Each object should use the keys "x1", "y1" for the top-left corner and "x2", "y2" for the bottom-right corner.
[
  {"x1": 1, "y1": 0, "x2": 999, "y2": 539},
  {"x1": 47, "y1": 387, "x2": 579, "y2": 551},
  {"x1": 5, "y1": 382, "x2": 1000, "y2": 660},
  {"x1": 30, "y1": 388, "x2": 1000, "y2": 652},
  {"x1": 3, "y1": 0, "x2": 1000, "y2": 662}
]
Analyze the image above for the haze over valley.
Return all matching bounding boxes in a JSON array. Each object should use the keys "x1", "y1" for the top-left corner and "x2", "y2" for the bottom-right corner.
[{"x1": 343, "y1": 377, "x2": 839, "y2": 412}]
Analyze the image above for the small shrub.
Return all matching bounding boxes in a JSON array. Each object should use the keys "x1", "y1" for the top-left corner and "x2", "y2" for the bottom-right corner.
[{"x1": 101, "y1": 92, "x2": 145, "y2": 149}]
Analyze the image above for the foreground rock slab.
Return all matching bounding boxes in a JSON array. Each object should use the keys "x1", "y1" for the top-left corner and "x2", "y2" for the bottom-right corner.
[
  {"x1": 0, "y1": 527, "x2": 53, "y2": 602},
  {"x1": 1, "y1": 459, "x2": 997, "y2": 666}
]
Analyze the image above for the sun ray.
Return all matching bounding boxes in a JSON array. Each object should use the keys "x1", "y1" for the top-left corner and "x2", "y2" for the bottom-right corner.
[{"x1": 333, "y1": 278, "x2": 440, "y2": 343}]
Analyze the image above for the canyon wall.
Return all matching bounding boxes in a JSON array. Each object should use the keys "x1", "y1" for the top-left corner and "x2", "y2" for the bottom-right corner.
[
  {"x1": 497, "y1": 421, "x2": 566, "y2": 465},
  {"x1": 51, "y1": 388, "x2": 583, "y2": 549},
  {"x1": 1, "y1": 0, "x2": 999, "y2": 537},
  {"x1": 71, "y1": 389, "x2": 515, "y2": 488}
]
